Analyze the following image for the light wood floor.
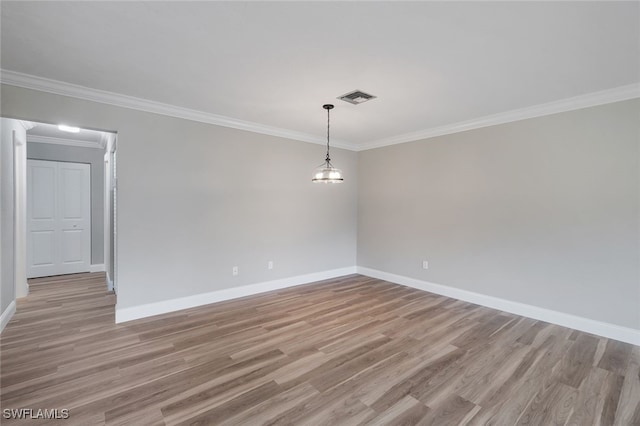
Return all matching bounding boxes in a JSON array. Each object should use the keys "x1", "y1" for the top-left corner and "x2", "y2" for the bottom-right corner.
[{"x1": 1, "y1": 273, "x2": 639, "y2": 425}]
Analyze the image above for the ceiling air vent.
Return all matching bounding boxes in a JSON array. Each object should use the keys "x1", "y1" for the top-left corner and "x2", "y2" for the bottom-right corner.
[{"x1": 338, "y1": 90, "x2": 377, "y2": 105}]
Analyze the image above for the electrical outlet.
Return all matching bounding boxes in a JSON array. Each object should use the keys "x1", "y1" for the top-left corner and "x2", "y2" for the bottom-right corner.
[
  {"x1": 268, "y1": 261, "x2": 274, "y2": 270},
  {"x1": 422, "y1": 260, "x2": 429, "y2": 270},
  {"x1": 232, "y1": 266, "x2": 239, "y2": 276}
]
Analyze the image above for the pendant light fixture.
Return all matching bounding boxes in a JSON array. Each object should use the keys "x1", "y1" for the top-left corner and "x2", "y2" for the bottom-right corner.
[{"x1": 312, "y1": 104, "x2": 344, "y2": 183}]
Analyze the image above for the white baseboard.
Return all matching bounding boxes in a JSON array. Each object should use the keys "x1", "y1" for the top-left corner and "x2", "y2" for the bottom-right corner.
[
  {"x1": 90, "y1": 264, "x2": 105, "y2": 273},
  {"x1": 357, "y1": 266, "x2": 640, "y2": 346},
  {"x1": 115, "y1": 266, "x2": 357, "y2": 323},
  {"x1": 0, "y1": 301, "x2": 16, "y2": 333}
]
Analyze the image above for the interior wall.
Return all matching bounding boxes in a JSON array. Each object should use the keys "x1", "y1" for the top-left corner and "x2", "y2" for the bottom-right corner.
[
  {"x1": 1, "y1": 84, "x2": 358, "y2": 311},
  {"x1": 26, "y1": 141, "x2": 105, "y2": 265},
  {"x1": 358, "y1": 99, "x2": 640, "y2": 330},
  {"x1": 4, "y1": 83, "x2": 638, "y2": 333}
]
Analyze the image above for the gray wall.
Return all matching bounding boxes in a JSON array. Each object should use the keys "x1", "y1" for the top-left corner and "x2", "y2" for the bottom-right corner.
[
  {"x1": 1, "y1": 84, "x2": 358, "y2": 310},
  {"x1": 26, "y1": 142, "x2": 104, "y2": 265},
  {"x1": 358, "y1": 99, "x2": 640, "y2": 330},
  {"x1": 4, "y1": 83, "x2": 638, "y2": 332}
]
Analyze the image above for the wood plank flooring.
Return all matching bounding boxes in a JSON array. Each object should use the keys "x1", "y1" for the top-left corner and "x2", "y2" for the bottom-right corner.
[{"x1": 1, "y1": 272, "x2": 639, "y2": 425}]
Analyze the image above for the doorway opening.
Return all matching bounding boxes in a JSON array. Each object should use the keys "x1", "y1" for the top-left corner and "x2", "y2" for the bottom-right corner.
[{"x1": 2, "y1": 118, "x2": 117, "y2": 307}]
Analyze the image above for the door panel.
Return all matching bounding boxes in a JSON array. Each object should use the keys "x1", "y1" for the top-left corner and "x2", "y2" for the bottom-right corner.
[
  {"x1": 31, "y1": 165, "x2": 55, "y2": 219},
  {"x1": 27, "y1": 160, "x2": 58, "y2": 277},
  {"x1": 61, "y1": 230, "x2": 83, "y2": 263},
  {"x1": 60, "y1": 167, "x2": 83, "y2": 218},
  {"x1": 27, "y1": 160, "x2": 91, "y2": 278},
  {"x1": 31, "y1": 231, "x2": 55, "y2": 266}
]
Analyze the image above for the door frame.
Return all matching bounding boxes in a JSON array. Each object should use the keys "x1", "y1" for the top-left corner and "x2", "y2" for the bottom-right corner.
[
  {"x1": 103, "y1": 134, "x2": 117, "y2": 292},
  {"x1": 10, "y1": 118, "x2": 118, "y2": 298},
  {"x1": 13, "y1": 121, "x2": 33, "y2": 298}
]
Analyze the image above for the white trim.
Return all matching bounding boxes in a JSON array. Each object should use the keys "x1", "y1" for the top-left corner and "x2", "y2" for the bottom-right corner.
[
  {"x1": 359, "y1": 84, "x2": 640, "y2": 150},
  {"x1": 27, "y1": 134, "x2": 104, "y2": 149},
  {"x1": 90, "y1": 264, "x2": 105, "y2": 273},
  {"x1": 13, "y1": 127, "x2": 28, "y2": 299},
  {"x1": 115, "y1": 266, "x2": 357, "y2": 323},
  {"x1": 357, "y1": 267, "x2": 640, "y2": 346},
  {"x1": 108, "y1": 134, "x2": 117, "y2": 153},
  {"x1": 99, "y1": 133, "x2": 110, "y2": 150},
  {"x1": 13, "y1": 133, "x2": 25, "y2": 146},
  {"x1": 4, "y1": 70, "x2": 637, "y2": 153},
  {"x1": 17, "y1": 120, "x2": 35, "y2": 131},
  {"x1": 0, "y1": 301, "x2": 16, "y2": 333},
  {"x1": 0, "y1": 70, "x2": 356, "y2": 151}
]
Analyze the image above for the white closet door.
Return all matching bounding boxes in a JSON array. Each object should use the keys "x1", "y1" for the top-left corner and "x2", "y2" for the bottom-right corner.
[{"x1": 27, "y1": 160, "x2": 91, "y2": 278}]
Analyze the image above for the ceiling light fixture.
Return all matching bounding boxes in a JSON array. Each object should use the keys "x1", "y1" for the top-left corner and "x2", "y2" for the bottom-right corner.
[
  {"x1": 58, "y1": 124, "x2": 80, "y2": 133},
  {"x1": 312, "y1": 104, "x2": 343, "y2": 184}
]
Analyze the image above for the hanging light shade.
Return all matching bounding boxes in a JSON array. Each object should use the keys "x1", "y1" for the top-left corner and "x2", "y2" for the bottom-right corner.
[{"x1": 312, "y1": 104, "x2": 344, "y2": 183}]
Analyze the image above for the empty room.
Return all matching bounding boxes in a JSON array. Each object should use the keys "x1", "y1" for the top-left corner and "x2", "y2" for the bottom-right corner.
[{"x1": 0, "y1": 1, "x2": 638, "y2": 425}]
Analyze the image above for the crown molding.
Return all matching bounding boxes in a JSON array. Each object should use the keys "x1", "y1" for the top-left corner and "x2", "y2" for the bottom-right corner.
[
  {"x1": 357, "y1": 83, "x2": 640, "y2": 151},
  {"x1": 3, "y1": 69, "x2": 637, "y2": 153},
  {"x1": 0, "y1": 69, "x2": 358, "y2": 151},
  {"x1": 27, "y1": 134, "x2": 105, "y2": 149}
]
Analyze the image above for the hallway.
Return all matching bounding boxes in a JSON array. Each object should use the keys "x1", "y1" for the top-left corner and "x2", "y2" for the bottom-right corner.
[{"x1": 1, "y1": 273, "x2": 118, "y2": 423}]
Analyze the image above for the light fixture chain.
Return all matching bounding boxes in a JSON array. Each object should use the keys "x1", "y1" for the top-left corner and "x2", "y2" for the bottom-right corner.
[{"x1": 312, "y1": 104, "x2": 342, "y2": 183}]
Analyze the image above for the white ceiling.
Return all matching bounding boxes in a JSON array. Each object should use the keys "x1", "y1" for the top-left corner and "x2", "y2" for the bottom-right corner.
[{"x1": 2, "y1": 2, "x2": 638, "y2": 149}]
